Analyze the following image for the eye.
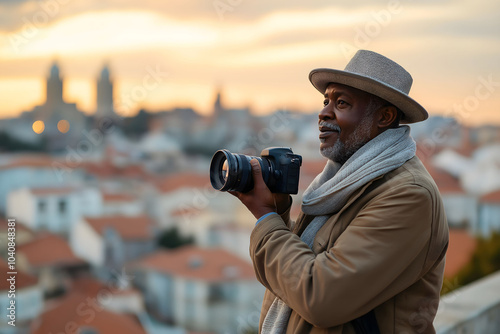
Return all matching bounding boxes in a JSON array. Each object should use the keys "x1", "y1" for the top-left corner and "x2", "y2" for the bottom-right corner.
[
  {"x1": 323, "y1": 99, "x2": 329, "y2": 107},
  {"x1": 337, "y1": 99, "x2": 349, "y2": 107}
]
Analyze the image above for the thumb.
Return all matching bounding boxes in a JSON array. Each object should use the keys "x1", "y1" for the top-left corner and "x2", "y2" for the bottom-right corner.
[
  {"x1": 250, "y1": 159, "x2": 264, "y2": 186},
  {"x1": 250, "y1": 158, "x2": 261, "y2": 174}
]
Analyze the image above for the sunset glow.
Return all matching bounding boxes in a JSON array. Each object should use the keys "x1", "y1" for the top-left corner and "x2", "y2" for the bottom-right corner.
[{"x1": 0, "y1": 1, "x2": 499, "y2": 124}]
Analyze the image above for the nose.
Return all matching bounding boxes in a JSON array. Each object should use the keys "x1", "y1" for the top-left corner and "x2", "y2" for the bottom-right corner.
[{"x1": 319, "y1": 102, "x2": 334, "y2": 121}]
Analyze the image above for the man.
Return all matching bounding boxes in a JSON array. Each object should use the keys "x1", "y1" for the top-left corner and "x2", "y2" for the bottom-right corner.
[{"x1": 231, "y1": 50, "x2": 449, "y2": 333}]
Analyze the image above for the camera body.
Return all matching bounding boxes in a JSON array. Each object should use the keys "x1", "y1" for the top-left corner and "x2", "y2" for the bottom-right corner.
[
  {"x1": 210, "y1": 147, "x2": 302, "y2": 194},
  {"x1": 259, "y1": 147, "x2": 302, "y2": 194}
]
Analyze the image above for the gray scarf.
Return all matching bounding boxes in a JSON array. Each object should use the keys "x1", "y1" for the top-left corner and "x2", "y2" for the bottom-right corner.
[{"x1": 261, "y1": 126, "x2": 416, "y2": 333}]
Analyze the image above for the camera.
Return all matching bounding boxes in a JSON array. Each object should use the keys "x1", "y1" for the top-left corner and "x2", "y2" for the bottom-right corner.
[{"x1": 210, "y1": 147, "x2": 302, "y2": 194}]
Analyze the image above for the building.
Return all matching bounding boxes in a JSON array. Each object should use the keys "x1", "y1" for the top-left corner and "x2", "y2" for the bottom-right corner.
[
  {"x1": 132, "y1": 246, "x2": 264, "y2": 333},
  {"x1": 477, "y1": 190, "x2": 500, "y2": 236},
  {"x1": 7, "y1": 186, "x2": 102, "y2": 236},
  {"x1": 137, "y1": 128, "x2": 182, "y2": 173},
  {"x1": 96, "y1": 65, "x2": 115, "y2": 119},
  {"x1": 0, "y1": 259, "x2": 43, "y2": 334},
  {"x1": 71, "y1": 215, "x2": 156, "y2": 273},
  {"x1": 102, "y1": 192, "x2": 144, "y2": 217},
  {"x1": 31, "y1": 289, "x2": 146, "y2": 334},
  {"x1": 0, "y1": 154, "x2": 84, "y2": 214},
  {"x1": 70, "y1": 276, "x2": 145, "y2": 316},
  {"x1": 16, "y1": 233, "x2": 88, "y2": 297},
  {"x1": 26, "y1": 61, "x2": 88, "y2": 150},
  {"x1": 152, "y1": 172, "x2": 213, "y2": 230},
  {"x1": 419, "y1": 158, "x2": 478, "y2": 229}
]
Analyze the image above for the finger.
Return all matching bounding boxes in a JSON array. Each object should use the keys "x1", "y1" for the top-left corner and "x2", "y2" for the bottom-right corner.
[{"x1": 250, "y1": 159, "x2": 266, "y2": 188}]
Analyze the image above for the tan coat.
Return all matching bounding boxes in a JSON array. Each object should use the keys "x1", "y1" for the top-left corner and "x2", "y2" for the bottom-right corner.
[{"x1": 250, "y1": 156, "x2": 449, "y2": 333}]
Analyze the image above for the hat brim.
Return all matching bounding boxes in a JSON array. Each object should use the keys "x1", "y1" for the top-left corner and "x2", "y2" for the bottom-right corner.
[{"x1": 309, "y1": 68, "x2": 428, "y2": 124}]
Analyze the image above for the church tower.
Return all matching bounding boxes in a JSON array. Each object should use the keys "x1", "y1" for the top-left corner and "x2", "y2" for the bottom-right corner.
[
  {"x1": 46, "y1": 61, "x2": 63, "y2": 108},
  {"x1": 96, "y1": 64, "x2": 114, "y2": 118}
]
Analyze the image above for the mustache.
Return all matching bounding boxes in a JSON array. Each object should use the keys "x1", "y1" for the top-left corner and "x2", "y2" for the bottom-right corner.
[{"x1": 318, "y1": 121, "x2": 341, "y2": 132}]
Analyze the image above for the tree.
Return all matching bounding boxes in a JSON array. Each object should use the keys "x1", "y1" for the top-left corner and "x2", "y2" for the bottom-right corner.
[{"x1": 157, "y1": 227, "x2": 194, "y2": 249}]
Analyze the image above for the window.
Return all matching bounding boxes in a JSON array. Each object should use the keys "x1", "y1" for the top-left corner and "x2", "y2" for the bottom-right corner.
[
  {"x1": 58, "y1": 199, "x2": 67, "y2": 214},
  {"x1": 38, "y1": 200, "x2": 46, "y2": 213},
  {"x1": 208, "y1": 284, "x2": 225, "y2": 303}
]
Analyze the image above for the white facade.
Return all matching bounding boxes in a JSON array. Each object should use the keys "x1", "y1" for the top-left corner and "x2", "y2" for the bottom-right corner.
[
  {"x1": 203, "y1": 225, "x2": 253, "y2": 262},
  {"x1": 0, "y1": 163, "x2": 84, "y2": 214},
  {"x1": 155, "y1": 186, "x2": 254, "y2": 231},
  {"x1": 7, "y1": 187, "x2": 101, "y2": 235},
  {"x1": 441, "y1": 193, "x2": 478, "y2": 228},
  {"x1": 71, "y1": 218, "x2": 105, "y2": 267},
  {"x1": 102, "y1": 197, "x2": 144, "y2": 216},
  {"x1": 142, "y1": 271, "x2": 264, "y2": 333}
]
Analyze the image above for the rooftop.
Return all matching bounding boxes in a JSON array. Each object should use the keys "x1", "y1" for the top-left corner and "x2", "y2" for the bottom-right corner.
[
  {"x1": 136, "y1": 246, "x2": 256, "y2": 282},
  {"x1": 31, "y1": 290, "x2": 146, "y2": 334},
  {"x1": 480, "y1": 190, "x2": 500, "y2": 204},
  {"x1": 0, "y1": 154, "x2": 57, "y2": 170},
  {"x1": 84, "y1": 215, "x2": 154, "y2": 240},
  {"x1": 102, "y1": 192, "x2": 136, "y2": 202},
  {"x1": 71, "y1": 276, "x2": 139, "y2": 297},
  {"x1": 30, "y1": 187, "x2": 77, "y2": 196},
  {"x1": 82, "y1": 161, "x2": 148, "y2": 180},
  {"x1": 421, "y1": 161, "x2": 465, "y2": 195},
  {"x1": 18, "y1": 233, "x2": 86, "y2": 268},
  {"x1": 155, "y1": 172, "x2": 209, "y2": 193}
]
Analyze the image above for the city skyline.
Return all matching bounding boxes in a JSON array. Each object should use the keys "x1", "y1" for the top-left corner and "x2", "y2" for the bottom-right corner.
[{"x1": 0, "y1": 0, "x2": 499, "y2": 125}]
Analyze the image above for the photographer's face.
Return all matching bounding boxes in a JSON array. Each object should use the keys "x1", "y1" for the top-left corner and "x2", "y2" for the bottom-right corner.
[{"x1": 318, "y1": 83, "x2": 377, "y2": 164}]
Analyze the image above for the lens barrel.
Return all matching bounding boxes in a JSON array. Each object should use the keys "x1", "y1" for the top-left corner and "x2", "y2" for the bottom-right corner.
[{"x1": 210, "y1": 150, "x2": 268, "y2": 193}]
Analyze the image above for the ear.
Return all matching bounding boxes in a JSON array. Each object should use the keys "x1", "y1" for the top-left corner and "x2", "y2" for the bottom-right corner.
[{"x1": 376, "y1": 105, "x2": 398, "y2": 129}]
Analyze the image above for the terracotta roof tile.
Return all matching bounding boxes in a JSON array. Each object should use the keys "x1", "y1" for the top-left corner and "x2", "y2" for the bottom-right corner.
[
  {"x1": 102, "y1": 192, "x2": 136, "y2": 202},
  {"x1": 171, "y1": 207, "x2": 203, "y2": 217},
  {"x1": 0, "y1": 259, "x2": 38, "y2": 290},
  {"x1": 137, "y1": 246, "x2": 256, "y2": 282},
  {"x1": 83, "y1": 161, "x2": 149, "y2": 180},
  {"x1": 421, "y1": 162, "x2": 465, "y2": 195},
  {"x1": 71, "y1": 276, "x2": 139, "y2": 297},
  {"x1": 30, "y1": 187, "x2": 76, "y2": 196},
  {"x1": 156, "y1": 172, "x2": 210, "y2": 193},
  {"x1": 480, "y1": 190, "x2": 500, "y2": 203},
  {"x1": 31, "y1": 291, "x2": 146, "y2": 334},
  {"x1": 18, "y1": 233, "x2": 86, "y2": 268},
  {"x1": 84, "y1": 215, "x2": 154, "y2": 240},
  {"x1": 444, "y1": 229, "x2": 477, "y2": 278},
  {"x1": 0, "y1": 155, "x2": 56, "y2": 170}
]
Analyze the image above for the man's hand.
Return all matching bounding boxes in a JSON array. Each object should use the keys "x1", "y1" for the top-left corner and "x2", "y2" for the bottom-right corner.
[{"x1": 229, "y1": 159, "x2": 291, "y2": 220}]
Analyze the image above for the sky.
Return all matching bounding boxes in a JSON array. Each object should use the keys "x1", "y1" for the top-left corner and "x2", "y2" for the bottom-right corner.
[{"x1": 0, "y1": 0, "x2": 499, "y2": 125}]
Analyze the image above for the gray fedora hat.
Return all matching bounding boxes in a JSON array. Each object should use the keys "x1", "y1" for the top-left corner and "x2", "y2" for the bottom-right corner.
[{"x1": 309, "y1": 50, "x2": 428, "y2": 124}]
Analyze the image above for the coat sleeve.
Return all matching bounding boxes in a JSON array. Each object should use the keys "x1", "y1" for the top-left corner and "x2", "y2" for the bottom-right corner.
[{"x1": 249, "y1": 184, "x2": 433, "y2": 328}]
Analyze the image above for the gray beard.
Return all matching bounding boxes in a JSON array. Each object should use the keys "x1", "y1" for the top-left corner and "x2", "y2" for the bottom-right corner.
[{"x1": 320, "y1": 116, "x2": 373, "y2": 165}]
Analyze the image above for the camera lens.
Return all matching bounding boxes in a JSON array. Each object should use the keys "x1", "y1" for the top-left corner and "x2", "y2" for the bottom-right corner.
[
  {"x1": 210, "y1": 150, "x2": 269, "y2": 193},
  {"x1": 221, "y1": 160, "x2": 229, "y2": 181}
]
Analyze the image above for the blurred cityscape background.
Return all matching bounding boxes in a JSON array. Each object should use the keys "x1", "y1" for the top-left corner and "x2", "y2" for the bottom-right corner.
[{"x1": 1, "y1": 1, "x2": 500, "y2": 334}]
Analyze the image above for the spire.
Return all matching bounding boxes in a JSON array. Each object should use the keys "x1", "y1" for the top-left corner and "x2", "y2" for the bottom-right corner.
[
  {"x1": 213, "y1": 87, "x2": 224, "y2": 118},
  {"x1": 100, "y1": 64, "x2": 110, "y2": 81},
  {"x1": 46, "y1": 60, "x2": 63, "y2": 107},
  {"x1": 96, "y1": 63, "x2": 114, "y2": 118},
  {"x1": 50, "y1": 61, "x2": 60, "y2": 79}
]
